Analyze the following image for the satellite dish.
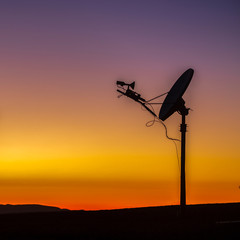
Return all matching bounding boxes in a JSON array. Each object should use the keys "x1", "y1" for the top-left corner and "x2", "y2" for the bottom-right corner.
[
  {"x1": 159, "y1": 68, "x2": 194, "y2": 121},
  {"x1": 116, "y1": 68, "x2": 195, "y2": 216}
]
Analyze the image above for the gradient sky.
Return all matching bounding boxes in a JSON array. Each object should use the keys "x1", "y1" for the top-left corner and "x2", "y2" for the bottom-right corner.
[{"x1": 0, "y1": 0, "x2": 239, "y2": 210}]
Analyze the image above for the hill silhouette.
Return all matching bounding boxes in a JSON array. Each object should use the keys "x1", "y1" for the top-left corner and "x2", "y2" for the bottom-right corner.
[
  {"x1": 0, "y1": 203, "x2": 239, "y2": 239},
  {"x1": 0, "y1": 204, "x2": 68, "y2": 214}
]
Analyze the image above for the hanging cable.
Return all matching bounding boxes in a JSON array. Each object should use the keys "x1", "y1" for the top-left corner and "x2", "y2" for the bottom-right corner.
[
  {"x1": 142, "y1": 102, "x2": 180, "y2": 172},
  {"x1": 150, "y1": 118, "x2": 180, "y2": 172}
]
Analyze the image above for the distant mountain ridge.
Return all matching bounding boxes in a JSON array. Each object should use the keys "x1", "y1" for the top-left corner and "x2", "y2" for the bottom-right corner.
[{"x1": 0, "y1": 204, "x2": 69, "y2": 214}]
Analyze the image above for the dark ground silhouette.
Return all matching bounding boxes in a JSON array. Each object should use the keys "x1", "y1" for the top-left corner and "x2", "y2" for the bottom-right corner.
[
  {"x1": 0, "y1": 204, "x2": 68, "y2": 214},
  {"x1": 0, "y1": 203, "x2": 239, "y2": 239}
]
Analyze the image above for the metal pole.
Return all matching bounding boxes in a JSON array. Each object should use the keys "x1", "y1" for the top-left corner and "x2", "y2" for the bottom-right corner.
[{"x1": 180, "y1": 113, "x2": 187, "y2": 215}]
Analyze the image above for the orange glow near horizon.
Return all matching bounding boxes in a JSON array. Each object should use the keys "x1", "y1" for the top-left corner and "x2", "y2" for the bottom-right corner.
[{"x1": 0, "y1": 177, "x2": 239, "y2": 210}]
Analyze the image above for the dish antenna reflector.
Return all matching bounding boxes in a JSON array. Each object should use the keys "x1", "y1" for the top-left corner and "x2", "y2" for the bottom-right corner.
[
  {"x1": 159, "y1": 69, "x2": 194, "y2": 121},
  {"x1": 116, "y1": 68, "x2": 194, "y2": 216}
]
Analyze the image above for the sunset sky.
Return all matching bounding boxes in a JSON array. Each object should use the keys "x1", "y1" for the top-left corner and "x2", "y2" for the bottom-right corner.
[{"x1": 0, "y1": 0, "x2": 239, "y2": 210}]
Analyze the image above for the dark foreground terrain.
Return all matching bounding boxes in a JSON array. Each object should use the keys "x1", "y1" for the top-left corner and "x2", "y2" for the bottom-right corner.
[
  {"x1": 0, "y1": 204, "x2": 68, "y2": 214},
  {"x1": 0, "y1": 203, "x2": 239, "y2": 239}
]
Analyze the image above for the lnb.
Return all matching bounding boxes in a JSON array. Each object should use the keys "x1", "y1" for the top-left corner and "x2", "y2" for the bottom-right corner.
[{"x1": 116, "y1": 80, "x2": 135, "y2": 90}]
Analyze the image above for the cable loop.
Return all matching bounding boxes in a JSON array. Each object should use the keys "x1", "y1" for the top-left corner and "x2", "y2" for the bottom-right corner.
[{"x1": 141, "y1": 102, "x2": 180, "y2": 172}]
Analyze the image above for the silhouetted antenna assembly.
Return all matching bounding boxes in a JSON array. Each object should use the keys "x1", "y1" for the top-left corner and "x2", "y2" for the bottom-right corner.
[
  {"x1": 116, "y1": 80, "x2": 156, "y2": 117},
  {"x1": 116, "y1": 69, "x2": 194, "y2": 216}
]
